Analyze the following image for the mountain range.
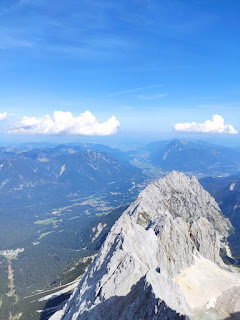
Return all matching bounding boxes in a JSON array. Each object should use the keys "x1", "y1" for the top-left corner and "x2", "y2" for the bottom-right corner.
[
  {"x1": 0, "y1": 145, "x2": 144, "y2": 207},
  {"x1": 1, "y1": 140, "x2": 240, "y2": 319},
  {"x1": 132, "y1": 139, "x2": 240, "y2": 176}
]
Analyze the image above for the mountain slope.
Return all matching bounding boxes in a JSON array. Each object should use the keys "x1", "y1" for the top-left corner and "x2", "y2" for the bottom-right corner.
[
  {"x1": 200, "y1": 174, "x2": 240, "y2": 258},
  {"x1": 0, "y1": 149, "x2": 144, "y2": 206},
  {"x1": 135, "y1": 139, "x2": 240, "y2": 175},
  {"x1": 0, "y1": 145, "x2": 146, "y2": 320},
  {"x1": 50, "y1": 172, "x2": 239, "y2": 320}
]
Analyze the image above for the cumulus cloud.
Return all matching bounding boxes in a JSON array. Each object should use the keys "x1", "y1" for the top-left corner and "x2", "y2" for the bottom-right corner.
[
  {"x1": 0, "y1": 112, "x2": 8, "y2": 120},
  {"x1": 8, "y1": 111, "x2": 120, "y2": 136},
  {"x1": 174, "y1": 114, "x2": 238, "y2": 135}
]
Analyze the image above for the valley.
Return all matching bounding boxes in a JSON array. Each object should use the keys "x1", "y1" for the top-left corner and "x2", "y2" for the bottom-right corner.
[{"x1": 0, "y1": 143, "x2": 146, "y2": 319}]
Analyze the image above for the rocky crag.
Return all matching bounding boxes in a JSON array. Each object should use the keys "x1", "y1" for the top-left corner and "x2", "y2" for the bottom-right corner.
[{"x1": 51, "y1": 171, "x2": 240, "y2": 320}]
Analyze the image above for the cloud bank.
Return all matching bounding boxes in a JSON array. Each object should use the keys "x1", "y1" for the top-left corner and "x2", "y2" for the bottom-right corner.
[
  {"x1": 8, "y1": 111, "x2": 120, "y2": 136},
  {"x1": 174, "y1": 114, "x2": 238, "y2": 135},
  {"x1": 0, "y1": 112, "x2": 8, "y2": 120}
]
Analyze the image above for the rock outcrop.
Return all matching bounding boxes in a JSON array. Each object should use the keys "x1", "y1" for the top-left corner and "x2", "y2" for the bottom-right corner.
[{"x1": 51, "y1": 172, "x2": 240, "y2": 320}]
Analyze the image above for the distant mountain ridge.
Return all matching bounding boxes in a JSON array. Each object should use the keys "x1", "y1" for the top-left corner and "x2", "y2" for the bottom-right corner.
[
  {"x1": 1, "y1": 139, "x2": 240, "y2": 208},
  {"x1": 133, "y1": 139, "x2": 240, "y2": 175},
  {"x1": 0, "y1": 143, "x2": 129, "y2": 163},
  {"x1": 0, "y1": 146, "x2": 145, "y2": 206},
  {"x1": 3, "y1": 139, "x2": 240, "y2": 176}
]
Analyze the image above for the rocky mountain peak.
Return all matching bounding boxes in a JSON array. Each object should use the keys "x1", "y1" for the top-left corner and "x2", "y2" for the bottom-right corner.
[
  {"x1": 51, "y1": 172, "x2": 239, "y2": 320},
  {"x1": 130, "y1": 171, "x2": 231, "y2": 238}
]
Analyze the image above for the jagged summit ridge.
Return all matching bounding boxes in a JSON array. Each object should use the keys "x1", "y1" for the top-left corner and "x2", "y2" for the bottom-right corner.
[
  {"x1": 130, "y1": 171, "x2": 230, "y2": 234},
  {"x1": 51, "y1": 171, "x2": 237, "y2": 320}
]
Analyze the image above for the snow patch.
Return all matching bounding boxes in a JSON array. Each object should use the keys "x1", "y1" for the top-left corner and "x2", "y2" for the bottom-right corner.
[
  {"x1": 163, "y1": 151, "x2": 169, "y2": 160},
  {"x1": 230, "y1": 183, "x2": 236, "y2": 191},
  {"x1": 59, "y1": 165, "x2": 66, "y2": 176}
]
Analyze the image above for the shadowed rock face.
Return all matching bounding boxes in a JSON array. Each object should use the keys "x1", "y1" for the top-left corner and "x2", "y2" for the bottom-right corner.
[{"x1": 50, "y1": 172, "x2": 238, "y2": 320}]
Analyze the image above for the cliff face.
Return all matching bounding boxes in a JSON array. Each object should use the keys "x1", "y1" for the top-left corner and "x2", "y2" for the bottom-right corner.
[{"x1": 51, "y1": 172, "x2": 240, "y2": 320}]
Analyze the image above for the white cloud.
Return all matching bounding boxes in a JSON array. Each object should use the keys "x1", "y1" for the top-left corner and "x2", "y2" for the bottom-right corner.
[
  {"x1": 174, "y1": 114, "x2": 238, "y2": 135},
  {"x1": 8, "y1": 111, "x2": 120, "y2": 136},
  {"x1": 0, "y1": 112, "x2": 8, "y2": 120}
]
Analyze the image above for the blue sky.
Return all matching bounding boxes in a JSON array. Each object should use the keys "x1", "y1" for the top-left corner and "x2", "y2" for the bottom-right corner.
[{"x1": 1, "y1": 0, "x2": 240, "y2": 145}]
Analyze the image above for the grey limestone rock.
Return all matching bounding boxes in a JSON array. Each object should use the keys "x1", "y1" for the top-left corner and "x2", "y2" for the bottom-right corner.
[{"x1": 51, "y1": 171, "x2": 236, "y2": 320}]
